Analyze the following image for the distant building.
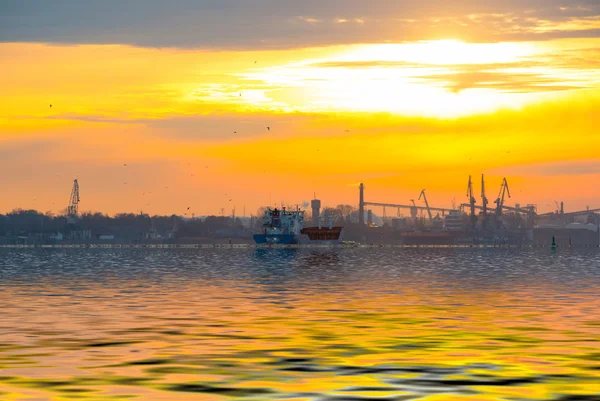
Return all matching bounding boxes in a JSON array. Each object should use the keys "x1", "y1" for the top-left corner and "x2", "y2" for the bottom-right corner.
[{"x1": 68, "y1": 230, "x2": 92, "y2": 240}]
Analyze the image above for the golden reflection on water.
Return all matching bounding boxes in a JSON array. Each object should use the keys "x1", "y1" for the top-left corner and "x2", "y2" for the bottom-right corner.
[{"x1": 0, "y1": 249, "x2": 599, "y2": 400}]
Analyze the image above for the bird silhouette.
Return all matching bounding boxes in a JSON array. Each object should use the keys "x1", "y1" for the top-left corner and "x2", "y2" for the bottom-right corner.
[
  {"x1": 229, "y1": 199, "x2": 232, "y2": 202},
  {"x1": 49, "y1": 104, "x2": 52, "y2": 108},
  {"x1": 254, "y1": 61, "x2": 257, "y2": 64},
  {"x1": 267, "y1": 127, "x2": 270, "y2": 131},
  {"x1": 124, "y1": 164, "x2": 127, "y2": 166},
  {"x1": 234, "y1": 131, "x2": 237, "y2": 134}
]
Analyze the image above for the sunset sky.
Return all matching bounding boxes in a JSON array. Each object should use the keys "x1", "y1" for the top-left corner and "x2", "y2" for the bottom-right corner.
[{"x1": 1, "y1": 0, "x2": 600, "y2": 217}]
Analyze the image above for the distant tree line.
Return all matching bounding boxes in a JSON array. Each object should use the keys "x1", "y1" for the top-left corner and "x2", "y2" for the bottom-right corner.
[{"x1": 0, "y1": 209, "x2": 246, "y2": 239}]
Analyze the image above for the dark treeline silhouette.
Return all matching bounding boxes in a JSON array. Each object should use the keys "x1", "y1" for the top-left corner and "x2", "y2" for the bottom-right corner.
[{"x1": 0, "y1": 209, "x2": 246, "y2": 241}]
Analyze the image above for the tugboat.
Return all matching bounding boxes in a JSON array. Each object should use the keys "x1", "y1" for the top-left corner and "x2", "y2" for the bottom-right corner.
[{"x1": 254, "y1": 207, "x2": 343, "y2": 245}]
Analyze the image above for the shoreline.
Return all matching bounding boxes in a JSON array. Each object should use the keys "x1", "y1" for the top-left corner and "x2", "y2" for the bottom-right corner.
[{"x1": 1, "y1": 244, "x2": 596, "y2": 249}]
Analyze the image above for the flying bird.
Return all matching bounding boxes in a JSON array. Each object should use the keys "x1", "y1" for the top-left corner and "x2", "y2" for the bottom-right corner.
[
  {"x1": 229, "y1": 199, "x2": 232, "y2": 202},
  {"x1": 187, "y1": 207, "x2": 191, "y2": 210},
  {"x1": 124, "y1": 164, "x2": 127, "y2": 166},
  {"x1": 267, "y1": 127, "x2": 270, "y2": 131},
  {"x1": 254, "y1": 61, "x2": 257, "y2": 64},
  {"x1": 49, "y1": 104, "x2": 52, "y2": 108}
]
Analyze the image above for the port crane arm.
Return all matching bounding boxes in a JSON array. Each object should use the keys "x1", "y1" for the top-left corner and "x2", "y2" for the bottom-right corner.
[
  {"x1": 466, "y1": 175, "x2": 477, "y2": 228},
  {"x1": 494, "y1": 177, "x2": 511, "y2": 217},
  {"x1": 418, "y1": 189, "x2": 434, "y2": 222}
]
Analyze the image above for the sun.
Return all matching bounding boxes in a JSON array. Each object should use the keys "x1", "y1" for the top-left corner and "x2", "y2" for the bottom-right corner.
[{"x1": 240, "y1": 40, "x2": 549, "y2": 117}]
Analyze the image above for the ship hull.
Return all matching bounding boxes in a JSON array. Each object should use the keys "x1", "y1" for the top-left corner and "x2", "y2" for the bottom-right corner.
[
  {"x1": 295, "y1": 234, "x2": 343, "y2": 245},
  {"x1": 254, "y1": 234, "x2": 297, "y2": 245}
]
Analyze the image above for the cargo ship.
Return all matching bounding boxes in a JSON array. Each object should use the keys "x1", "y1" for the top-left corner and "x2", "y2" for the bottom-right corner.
[{"x1": 254, "y1": 207, "x2": 343, "y2": 245}]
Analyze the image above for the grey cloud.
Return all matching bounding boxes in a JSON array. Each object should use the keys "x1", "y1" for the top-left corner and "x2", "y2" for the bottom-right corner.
[
  {"x1": 1, "y1": 0, "x2": 599, "y2": 49},
  {"x1": 420, "y1": 72, "x2": 586, "y2": 93},
  {"x1": 308, "y1": 59, "x2": 598, "y2": 93}
]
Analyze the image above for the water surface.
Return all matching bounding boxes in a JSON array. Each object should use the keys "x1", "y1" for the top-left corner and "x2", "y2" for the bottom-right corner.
[{"x1": 0, "y1": 248, "x2": 599, "y2": 400}]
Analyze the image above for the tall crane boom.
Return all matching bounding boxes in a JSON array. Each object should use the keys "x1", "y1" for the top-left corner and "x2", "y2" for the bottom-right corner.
[
  {"x1": 494, "y1": 177, "x2": 511, "y2": 218},
  {"x1": 418, "y1": 189, "x2": 433, "y2": 222},
  {"x1": 466, "y1": 175, "x2": 476, "y2": 228},
  {"x1": 481, "y1": 174, "x2": 488, "y2": 217},
  {"x1": 67, "y1": 179, "x2": 80, "y2": 217}
]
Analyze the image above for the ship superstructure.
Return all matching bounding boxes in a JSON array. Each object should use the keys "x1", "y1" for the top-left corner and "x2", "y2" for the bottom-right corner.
[{"x1": 254, "y1": 207, "x2": 305, "y2": 245}]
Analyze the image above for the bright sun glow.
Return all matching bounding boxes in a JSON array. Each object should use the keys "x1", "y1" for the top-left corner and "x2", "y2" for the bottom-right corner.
[
  {"x1": 239, "y1": 40, "x2": 570, "y2": 117},
  {"x1": 334, "y1": 40, "x2": 540, "y2": 65}
]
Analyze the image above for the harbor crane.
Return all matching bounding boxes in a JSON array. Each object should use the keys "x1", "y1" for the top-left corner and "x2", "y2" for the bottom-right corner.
[
  {"x1": 494, "y1": 177, "x2": 511, "y2": 219},
  {"x1": 466, "y1": 175, "x2": 477, "y2": 228},
  {"x1": 66, "y1": 179, "x2": 80, "y2": 225},
  {"x1": 481, "y1": 174, "x2": 489, "y2": 228},
  {"x1": 67, "y1": 179, "x2": 80, "y2": 217},
  {"x1": 418, "y1": 189, "x2": 433, "y2": 222}
]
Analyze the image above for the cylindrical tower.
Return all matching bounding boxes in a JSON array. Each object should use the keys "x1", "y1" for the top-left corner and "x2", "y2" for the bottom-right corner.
[{"x1": 311, "y1": 199, "x2": 321, "y2": 227}]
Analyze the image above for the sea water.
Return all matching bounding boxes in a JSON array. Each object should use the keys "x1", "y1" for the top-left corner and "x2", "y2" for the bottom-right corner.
[{"x1": 0, "y1": 248, "x2": 599, "y2": 400}]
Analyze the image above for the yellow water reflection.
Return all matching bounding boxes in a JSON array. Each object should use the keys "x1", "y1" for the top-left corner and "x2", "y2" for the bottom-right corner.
[{"x1": 0, "y1": 250, "x2": 599, "y2": 400}]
